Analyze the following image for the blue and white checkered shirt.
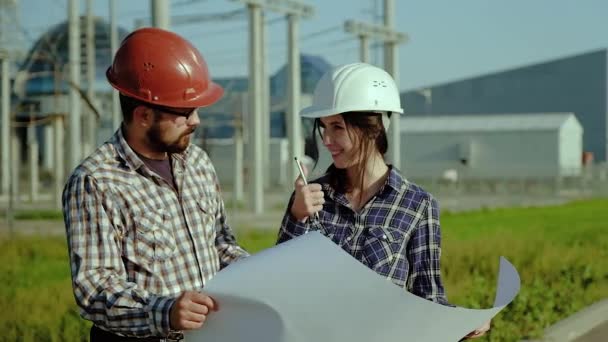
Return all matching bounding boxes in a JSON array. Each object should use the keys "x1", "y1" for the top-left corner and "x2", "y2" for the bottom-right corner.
[
  {"x1": 62, "y1": 128, "x2": 248, "y2": 338},
  {"x1": 277, "y1": 166, "x2": 450, "y2": 305}
]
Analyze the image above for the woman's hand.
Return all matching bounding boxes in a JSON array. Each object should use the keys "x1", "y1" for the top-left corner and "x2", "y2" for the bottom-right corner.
[
  {"x1": 462, "y1": 320, "x2": 491, "y2": 340},
  {"x1": 290, "y1": 165, "x2": 324, "y2": 222}
]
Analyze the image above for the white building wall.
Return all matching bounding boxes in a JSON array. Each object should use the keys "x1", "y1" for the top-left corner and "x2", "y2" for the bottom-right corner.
[
  {"x1": 402, "y1": 130, "x2": 563, "y2": 179},
  {"x1": 558, "y1": 117, "x2": 583, "y2": 176}
]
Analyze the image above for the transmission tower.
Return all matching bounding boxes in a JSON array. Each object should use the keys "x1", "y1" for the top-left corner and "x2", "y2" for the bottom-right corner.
[{"x1": 0, "y1": 0, "x2": 25, "y2": 61}]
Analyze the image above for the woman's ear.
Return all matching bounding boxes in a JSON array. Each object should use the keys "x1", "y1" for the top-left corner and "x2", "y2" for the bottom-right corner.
[{"x1": 381, "y1": 113, "x2": 391, "y2": 130}]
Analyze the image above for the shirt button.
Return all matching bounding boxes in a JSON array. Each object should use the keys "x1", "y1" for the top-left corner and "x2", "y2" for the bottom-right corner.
[
  {"x1": 381, "y1": 234, "x2": 387, "y2": 240},
  {"x1": 346, "y1": 236, "x2": 352, "y2": 241}
]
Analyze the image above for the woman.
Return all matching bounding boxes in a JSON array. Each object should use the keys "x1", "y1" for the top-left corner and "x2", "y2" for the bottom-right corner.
[{"x1": 277, "y1": 63, "x2": 489, "y2": 339}]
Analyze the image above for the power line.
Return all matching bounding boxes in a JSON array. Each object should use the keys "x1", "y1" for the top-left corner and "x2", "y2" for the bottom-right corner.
[
  {"x1": 183, "y1": 14, "x2": 283, "y2": 36},
  {"x1": 202, "y1": 33, "x2": 355, "y2": 60},
  {"x1": 171, "y1": 8, "x2": 247, "y2": 25},
  {"x1": 203, "y1": 24, "x2": 341, "y2": 55},
  {"x1": 172, "y1": 0, "x2": 209, "y2": 7},
  {"x1": 300, "y1": 25, "x2": 341, "y2": 41},
  {"x1": 51, "y1": 0, "x2": 66, "y2": 9},
  {"x1": 206, "y1": 48, "x2": 360, "y2": 75}
]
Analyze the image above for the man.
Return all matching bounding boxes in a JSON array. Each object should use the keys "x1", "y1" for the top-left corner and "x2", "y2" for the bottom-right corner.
[{"x1": 62, "y1": 28, "x2": 248, "y2": 341}]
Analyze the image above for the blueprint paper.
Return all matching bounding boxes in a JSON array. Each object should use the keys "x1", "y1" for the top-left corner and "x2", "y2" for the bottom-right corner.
[{"x1": 185, "y1": 231, "x2": 520, "y2": 342}]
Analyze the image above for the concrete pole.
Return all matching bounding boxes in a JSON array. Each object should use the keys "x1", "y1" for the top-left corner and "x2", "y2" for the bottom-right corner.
[
  {"x1": 110, "y1": 0, "x2": 121, "y2": 130},
  {"x1": 53, "y1": 115, "x2": 65, "y2": 209},
  {"x1": 260, "y1": 12, "x2": 270, "y2": 188},
  {"x1": 27, "y1": 123, "x2": 39, "y2": 202},
  {"x1": 1, "y1": 52, "x2": 9, "y2": 196},
  {"x1": 68, "y1": 0, "x2": 82, "y2": 172},
  {"x1": 383, "y1": 0, "x2": 401, "y2": 170},
  {"x1": 85, "y1": 0, "x2": 97, "y2": 156},
  {"x1": 248, "y1": 4, "x2": 264, "y2": 214},
  {"x1": 151, "y1": 0, "x2": 170, "y2": 29},
  {"x1": 43, "y1": 124, "x2": 54, "y2": 170},
  {"x1": 359, "y1": 35, "x2": 370, "y2": 63},
  {"x1": 7, "y1": 133, "x2": 19, "y2": 230},
  {"x1": 11, "y1": 134, "x2": 19, "y2": 204},
  {"x1": 234, "y1": 100, "x2": 244, "y2": 202},
  {"x1": 286, "y1": 13, "x2": 302, "y2": 184}
]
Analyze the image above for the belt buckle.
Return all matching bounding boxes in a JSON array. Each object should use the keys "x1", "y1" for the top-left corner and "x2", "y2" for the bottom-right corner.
[{"x1": 162, "y1": 331, "x2": 184, "y2": 341}]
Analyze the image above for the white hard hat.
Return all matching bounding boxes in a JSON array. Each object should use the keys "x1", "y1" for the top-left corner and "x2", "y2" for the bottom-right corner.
[{"x1": 300, "y1": 62, "x2": 403, "y2": 119}]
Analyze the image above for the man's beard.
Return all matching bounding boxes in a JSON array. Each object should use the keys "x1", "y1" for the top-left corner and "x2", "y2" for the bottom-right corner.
[{"x1": 146, "y1": 123, "x2": 195, "y2": 154}]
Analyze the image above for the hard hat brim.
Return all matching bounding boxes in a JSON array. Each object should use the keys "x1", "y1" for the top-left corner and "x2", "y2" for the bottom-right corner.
[
  {"x1": 107, "y1": 67, "x2": 225, "y2": 108},
  {"x1": 300, "y1": 105, "x2": 404, "y2": 118}
]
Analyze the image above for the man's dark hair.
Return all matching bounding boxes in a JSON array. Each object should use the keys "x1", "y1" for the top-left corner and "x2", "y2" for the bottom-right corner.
[{"x1": 119, "y1": 94, "x2": 139, "y2": 123}]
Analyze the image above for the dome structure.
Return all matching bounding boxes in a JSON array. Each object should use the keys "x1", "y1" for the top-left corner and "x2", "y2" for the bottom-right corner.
[{"x1": 15, "y1": 16, "x2": 129, "y2": 97}]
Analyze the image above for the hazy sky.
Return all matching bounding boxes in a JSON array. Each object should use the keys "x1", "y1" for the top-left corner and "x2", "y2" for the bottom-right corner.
[{"x1": 17, "y1": 0, "x2": 608, "y2": 91}]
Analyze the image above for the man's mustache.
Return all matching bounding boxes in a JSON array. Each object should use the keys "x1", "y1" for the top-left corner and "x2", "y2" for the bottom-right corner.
[{"x1": 183, "y1": 128, "x2": 197, "y2": 136}]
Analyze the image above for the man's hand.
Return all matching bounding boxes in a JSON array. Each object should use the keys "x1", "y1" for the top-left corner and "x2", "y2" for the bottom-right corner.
[{"x1": 169, "y1": 291, "x2": 218, "y2": 330}]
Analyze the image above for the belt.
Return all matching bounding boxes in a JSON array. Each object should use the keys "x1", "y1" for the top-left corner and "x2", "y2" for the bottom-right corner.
[{"x1": 90, "y1": 325, "x2": 184, "y2": 342}]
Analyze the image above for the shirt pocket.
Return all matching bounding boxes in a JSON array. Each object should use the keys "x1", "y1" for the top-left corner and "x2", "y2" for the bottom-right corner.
[
  {"x1": 362, "y1": 225, "x2": 405, "y2": 277},
  {"x1": 134, "y1": 209, "x2": 177, "y2": 264},
  {"x1": 197, "y1": 198, "x2": 217, "y2": 242}
]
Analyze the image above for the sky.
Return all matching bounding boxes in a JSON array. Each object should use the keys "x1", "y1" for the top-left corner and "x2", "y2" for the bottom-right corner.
[{"x1": 14, "y1": 0, "x2": 608, "y2": 91}]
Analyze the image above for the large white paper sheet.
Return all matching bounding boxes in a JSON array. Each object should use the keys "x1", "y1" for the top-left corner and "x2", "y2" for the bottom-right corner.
[{"x1": 185, "y1": 232, "x2": 520, "y2": 342}]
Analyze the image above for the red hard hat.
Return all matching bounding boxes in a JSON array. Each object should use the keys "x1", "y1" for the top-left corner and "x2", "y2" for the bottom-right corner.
[{"x1": 106, "y1": 27, "x2": 223, "y2": 108}]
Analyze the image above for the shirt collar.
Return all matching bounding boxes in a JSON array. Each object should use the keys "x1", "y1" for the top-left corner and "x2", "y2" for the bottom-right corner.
[
  {"x1": 112, "y1": 125, "x2": 191, "y2": 171},
  {"x1": 384, "y1": 165, "x2": 406, "y2": 193},
  {"x1": 318, "y1": 164, "x2": 408, "y2": 201}
]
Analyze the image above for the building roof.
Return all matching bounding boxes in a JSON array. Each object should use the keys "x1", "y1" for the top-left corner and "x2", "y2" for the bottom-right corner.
[
  {"x1": 211, "y1": 54, "x2": 331, "y2": 98},
  {"x1": 271, "y1": 54, "x2": 331, "y2": 97},
  {"x1": 401, "y1": 113, "x2": 581, "y2": 133},
  {"x1": 401, "y1": 48, "x2": 607, "y2": 93},
  {"x1": 214, "y1": 77, "x2": 249, "y2": 93}
]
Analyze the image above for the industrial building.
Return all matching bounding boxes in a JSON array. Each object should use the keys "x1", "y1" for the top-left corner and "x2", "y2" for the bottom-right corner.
[
  {"x1": 401, "y1": 49, "x2": 608, "y2": 162},
  {"x1": 399, "y1": 113, "x2": 583, "y2": 180}
]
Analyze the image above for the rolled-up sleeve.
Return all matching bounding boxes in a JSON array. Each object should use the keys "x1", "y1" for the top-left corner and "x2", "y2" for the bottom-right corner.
[
  {"x1": 276, "y1": 193, "x2": 312, "y2": 244},
  {"x1": 406, "y1": 195, "x2": 450, "y2": 306},
  {"x1": 63, "y1": 173, "x2": 175, "y2": 337},
  {"x1": 214, "y1": 196, "x2": 249, "y2": 268}
]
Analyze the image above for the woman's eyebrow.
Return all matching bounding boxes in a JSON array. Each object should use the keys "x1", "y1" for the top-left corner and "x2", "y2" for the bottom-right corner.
[{"x1": 324, "y1": 120, "x2": 342, "y2": 126}]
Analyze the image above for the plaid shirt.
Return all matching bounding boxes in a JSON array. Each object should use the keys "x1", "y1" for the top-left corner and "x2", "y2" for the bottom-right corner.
[
  {"x1": 62, "y1": 128, "x2": 248, "y2": 338},
  {"x1": 277, "y1": 167, "x2": 450, "y2": 305}
]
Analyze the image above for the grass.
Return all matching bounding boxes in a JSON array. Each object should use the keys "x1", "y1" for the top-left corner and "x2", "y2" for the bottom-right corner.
[
  {"x1": 438, "y1": 200, "x2": 608, "y2": 340},
  {"x1": 0, "y1": 199, "x2": 606, "y2": 341},
  {"x1": 0, "y1": 209, "x2": 63, "y2": 220}
]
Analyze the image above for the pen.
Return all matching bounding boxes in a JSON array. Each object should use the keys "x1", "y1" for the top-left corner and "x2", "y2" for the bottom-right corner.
[{"x1": 294, "y1": 157, "x2": 321, "y2": 221}]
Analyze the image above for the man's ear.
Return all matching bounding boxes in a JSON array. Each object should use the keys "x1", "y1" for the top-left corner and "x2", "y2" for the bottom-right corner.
[{"x1": 133, "y1": 105, "x2": 152, "y2": 128}]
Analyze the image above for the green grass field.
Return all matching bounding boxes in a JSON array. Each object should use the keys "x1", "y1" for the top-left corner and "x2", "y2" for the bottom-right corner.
[{"x1": 0, "y1": 199, "x2": 606, "y2": 341}]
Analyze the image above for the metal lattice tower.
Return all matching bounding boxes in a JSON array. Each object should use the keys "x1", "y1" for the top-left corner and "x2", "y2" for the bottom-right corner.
[{"x1": 0, "y1": 0, "x2": 25, "y2": 60}]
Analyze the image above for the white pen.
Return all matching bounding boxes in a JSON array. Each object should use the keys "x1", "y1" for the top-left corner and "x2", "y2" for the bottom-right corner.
[{"x1": 294, "y1": 157, "x2": 321, "y2": 221}]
